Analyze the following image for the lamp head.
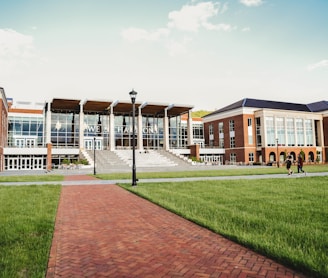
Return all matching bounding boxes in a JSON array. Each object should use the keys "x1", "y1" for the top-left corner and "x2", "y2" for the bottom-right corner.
[{"x1": 129, "y1": 89, "x2": 137, "y2": 104}]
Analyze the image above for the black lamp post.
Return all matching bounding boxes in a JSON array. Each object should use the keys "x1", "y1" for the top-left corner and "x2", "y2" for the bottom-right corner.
[
  {"x1": 93, "y1": 137, "x2": 96, "y2": 175},
  {"x1": 276, "y1": 138, "x2": 279, "y2": 168},
  {"x1": 129, "y1": 89, "x2": 138, "y2": 186}
]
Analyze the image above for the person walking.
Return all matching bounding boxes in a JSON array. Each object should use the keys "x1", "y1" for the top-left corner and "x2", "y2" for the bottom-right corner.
[
  {"x1": 285, "y1": 153, "x2": 293, "y2": 175},
  {"x1": 297, "y1": 153, "x2": 306, "y2": 175}
]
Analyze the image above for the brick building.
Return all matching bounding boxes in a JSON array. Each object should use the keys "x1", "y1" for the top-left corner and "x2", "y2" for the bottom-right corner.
[{"x1": 202, "y1": 98, "x2": 328, "y2": 165}]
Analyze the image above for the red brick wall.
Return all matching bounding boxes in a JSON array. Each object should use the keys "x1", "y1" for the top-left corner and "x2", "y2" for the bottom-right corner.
[
  {"x1": 0, "y1": 99, "x2": 8, "y2": 171},
  {"x1": 204, "y1": 114, "x2": 257, "y2": 164}
]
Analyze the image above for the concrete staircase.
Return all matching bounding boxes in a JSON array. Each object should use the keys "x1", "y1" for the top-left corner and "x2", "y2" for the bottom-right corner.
[
  {"x1": 82, "y1": 149, "x2": 191, "y2": 172},
  {"x1": 114, "y1": 149, "x2": 177, "y2": 168}
]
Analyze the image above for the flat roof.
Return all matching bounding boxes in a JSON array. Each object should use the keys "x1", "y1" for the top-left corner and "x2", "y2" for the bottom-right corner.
[{"x1": 48, "y1": 98, "x2": 193, "y2": 117}]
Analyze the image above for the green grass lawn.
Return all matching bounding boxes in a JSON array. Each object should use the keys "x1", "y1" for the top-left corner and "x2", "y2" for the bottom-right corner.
[
  {"x1": 0, "y1": 175, "x2": 64, "y2": 183},
  {"x1": 121, "y1": 176, "x2": 328, "y2": 278},
  {"x1": 95, "y1": 164, "x2": 328, "y2": 180},
  {"x1": 0, "y1": 185, "x2": 61, "y2": 278}
]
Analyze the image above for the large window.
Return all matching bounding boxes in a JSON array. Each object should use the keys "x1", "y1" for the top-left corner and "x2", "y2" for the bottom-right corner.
[
  {"x1": 209, "y1": 124, "x2": 214, "y2": 147},
  {"x1": 51, "y1": 112, "x2": 80, "y2": 147},
  {"x1": 143, "y1": 116, "x2": 163, "y2": 149},
  {"x1": 8, "y1": 114, "x2": 44, "y2": 147},
  {"x1": 256, "y1": 117, "x2": 262, "y2": 147},
  {"x1": 265, "y1": 117, "x2": 275, "y2": 146},
  {"x1": 296, "y1": 118, "x2": 304, "y2": 146},
  {"x1": 305, "y1": 119, "x2": 313, "y2": 146},
  {"x1": 286, "y1": 118, "x2": 295, "y2": 146},
  {"x1": 248, "y1": 118, "x2": 253, "y2": 144},
  {"x1": 276, "y1": 117, "x2": 285, "y2": 146},
  {"x1": 218, "y1": 122, "x2": 224, "y2": 148}
]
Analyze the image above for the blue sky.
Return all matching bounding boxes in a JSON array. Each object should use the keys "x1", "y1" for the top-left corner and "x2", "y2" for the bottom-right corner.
[{"x1": 0, "y1": 0, "x2": 327, "y2": 110}]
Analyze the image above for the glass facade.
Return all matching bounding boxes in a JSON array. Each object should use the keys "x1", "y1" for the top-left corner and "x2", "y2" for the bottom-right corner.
[
  {"x1": 8, "y1": 114, "x2": 44, "y2": 147},
  {"x1": 286, "y1": 118, "x2": 295, "y2": 146},
  {"x1": 51, "y1": 112, "x2": 80, "y2": 148},
  {"x1": 265, "y1": 117, "x2": 275, "y2": 146},
  {"x1": 276, "y1": 117, "x2": 285, "y2": 146},
  {"x1": 305, "y1": 119, "x2": 313, "y2": 146}
]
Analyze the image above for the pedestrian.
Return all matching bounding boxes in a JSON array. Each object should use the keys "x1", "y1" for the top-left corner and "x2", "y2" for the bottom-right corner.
[
  {"x1": 297, "y1": 153, "x2": 306, "y2": 175},
  {"x1": 285, "y1": 153, "x2": 293, "y2": 175}
]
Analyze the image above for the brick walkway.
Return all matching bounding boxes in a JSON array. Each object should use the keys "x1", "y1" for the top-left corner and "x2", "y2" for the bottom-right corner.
[{"x1": 46, "y1": 175, "x2": 306, "y2": 278}]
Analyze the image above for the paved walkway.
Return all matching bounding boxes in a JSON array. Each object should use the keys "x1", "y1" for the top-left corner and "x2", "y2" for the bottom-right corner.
[{"x1": 46, "y1": 175, "x2": 306, "y2": 278}]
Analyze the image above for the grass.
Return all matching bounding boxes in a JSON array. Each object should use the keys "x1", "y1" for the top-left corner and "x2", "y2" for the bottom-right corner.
[
  {"x1": 120, "y1": 176, "x2": 328, "y2": 278},
  {"x1": 95, "y1": 163, "x2": 328, "y2": 180},
  {"x1": 0, "y1": 175, "x2": 64, "y2": 183},
  {"x1": 0, "y1": 184, "x2": 61, "y2": 278},
  {"x1": 0, "y1": 164, "x2": 327, "y2": 182}
]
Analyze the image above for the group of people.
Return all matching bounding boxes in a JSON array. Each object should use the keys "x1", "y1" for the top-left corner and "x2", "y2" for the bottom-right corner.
[{"x1": 285, "y1": 153, "x2": 306, "y2": 176}]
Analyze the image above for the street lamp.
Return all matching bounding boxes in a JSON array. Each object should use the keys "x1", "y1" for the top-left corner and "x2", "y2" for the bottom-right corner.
[
  {"x1": 276, "y1": 138, "x2": 279, "y2": 168},
  {"x1": 129, "y1": 89, "x2": 138, "y2": 186},
  {"x1": 93, "y1": 137, "x2": 96, "y2": 175}
]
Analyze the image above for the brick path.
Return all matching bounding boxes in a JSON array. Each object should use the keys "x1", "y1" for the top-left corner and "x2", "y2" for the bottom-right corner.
[{"x1": 46, "y1": 175, "x2": 306, "y2": 278}]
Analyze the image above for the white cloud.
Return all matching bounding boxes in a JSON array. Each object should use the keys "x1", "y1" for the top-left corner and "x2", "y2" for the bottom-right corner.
[
  {"x1": 307, "y1": 60, "x2": 328, "y2": 71},
  {"x1": 167, "y1": 2, "x2": 223, "y2": 32},
  {"x1": 121, "y1": 27, "x2": 169, "y2": 42},
  {"x1": 240, "y1": 0, "x2": 263, "y2": 7},
  {"x1": 121, "y1": 1, "x2": 233, "y2": 55},
  {"x1": 0, "y1": 29, "x2": 34, "y2": 59},
  {"x1": 166, "y1": 37, "x2": 192, "y2": 56},
  {"x1": 242, "y1": 27, "x2": 251, "y2": 32}
]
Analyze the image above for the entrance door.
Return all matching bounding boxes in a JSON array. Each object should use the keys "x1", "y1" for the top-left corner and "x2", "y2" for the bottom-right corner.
[
  {"x1": 95, "y1": 139, "x2": 102, "y2": 150},
  {"x1": 33, "y1": 157, "x2": 44, "y2": 169},
  {"x1": 84, "y1": 138, "x2": 103, "y2": 150},
  {"x1": 21, "y1": 157, "x2": 31, "y2": 170},
  {"x1": 7, "y1": 157, "x2": 19, "y2": 170},
  {"x1": 15, "y1": 139, "x2": 25, "y2": 148},
  {"x1": 26, "y1": 139, "x2": 36, "y2": 148},
  {"x1": 85, "y1": 139, "x2": 93, "y2": 150}
]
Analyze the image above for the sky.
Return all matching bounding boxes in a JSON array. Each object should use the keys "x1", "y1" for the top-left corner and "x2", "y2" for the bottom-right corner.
[{"x1": 0, "y1": 0, "x2": 327, "y2": 111}]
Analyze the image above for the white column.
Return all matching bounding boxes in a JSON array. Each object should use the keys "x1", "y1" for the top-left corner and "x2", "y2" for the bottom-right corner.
[
  {"x1": 46, "y1": 101, "x2": 52, "y2": 144},
  {"x1": 284, "y1": 117, "x2": 288, "y2": 146},
  {"x1": 312, "y1": 119, "x2": 316, "y2": 147},
  {"x1": 109, "y1": 106, "x2": 115, "y2": 151},
  {"x1": 319, "y1": 119, "x2": 324, "y2": 147},
  {"x1": 164, "y1": 109, "x2": 169, "y2": 150},
  {"x1": 137, "y1": 106, "x2": 143, "y2": 151},
  {"x1": 79, "y1": 102, "x2": 84, "y2": 150},
  {"x1": 187, "y1": 110, "x2": 193, "y2": 146}
]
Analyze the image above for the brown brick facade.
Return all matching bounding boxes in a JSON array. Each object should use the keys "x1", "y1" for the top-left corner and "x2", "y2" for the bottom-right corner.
[
  {"x1": 204, "y1": 113, "x2": 326, "y2": 165},
  {"x1": 0, "y1": 91, "x2": 8, "y2": 171}
]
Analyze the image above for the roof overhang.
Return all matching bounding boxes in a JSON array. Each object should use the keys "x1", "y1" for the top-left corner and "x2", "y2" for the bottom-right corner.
[{"x1": 48, "y1": 98, "x2": 193, "y2": 117}]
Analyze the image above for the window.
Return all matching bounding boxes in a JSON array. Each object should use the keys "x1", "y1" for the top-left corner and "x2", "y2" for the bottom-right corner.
[
  {"x1": 229, "y1": 120, "x2": 235, "y2": 131},
  {"x1": 265, "y1": 117, "x2": 275, "y2": 146},
  {"x1": 230, "y1": 153, "x2": 236, "y2": 163},
  {"x1": 296, "y1": 118, "x2": 304, "y2": 146},
  {"x1": 256, "y1": 117, "x2": 262, "y2": 147},
  {"x1": 276, "y1": 117, "x2": 285, "y2": 145},
  {"x1": 248, "y1": 118, "x2": 253, "y2": 144},
  {"x1": 249, "y1": 152, "x2": 254, "y2": 162},
  {"x1": 229, "y1": 120, "x2": 235, "y2": 148},
  {"x1": 8, "y1": 115, "x2": 44, "y2": 147},
  {"x1": 209, "y1": 124, "x2": 214, "y2": 147},
  {"x1": 230, "y1": 137, "x2": 235, "y2": 148},
  {"x1": 218, "y1": 122, "x2": 224, "y2": 148},
  {"x1": 305, "y1": 119, "x2": 313, "y2": 146},
  {"x1": 286, "y1": 118, "x2": 295, "y2": 146}
]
